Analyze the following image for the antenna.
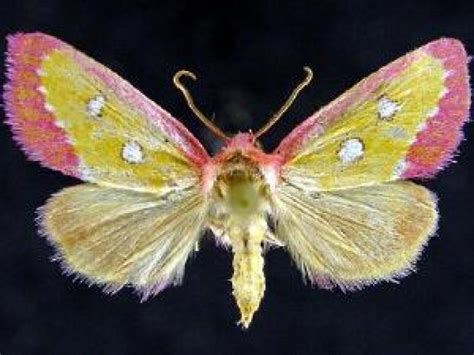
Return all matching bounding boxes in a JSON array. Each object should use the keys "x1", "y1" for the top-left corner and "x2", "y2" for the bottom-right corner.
[
  {"x1": 173, "y1": 70, "x2": 228, "y2": 140},
  {"x1": 254, "y1": 67, "x2": 313, "y2": 139}
]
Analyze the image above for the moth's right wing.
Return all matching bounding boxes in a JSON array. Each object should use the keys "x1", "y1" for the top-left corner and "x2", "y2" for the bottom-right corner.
[
  {"x1": 273, "y1": 181, "x2": 438, "y2": 290},
  {"x1": 275, "y1": 39, "x2": 469, "y2": 191},
  {"x1": 270, "y1": 38, "x2": 465, "y2": 290},
  {"x1": 40, "y1": 184, "x2": 208, "y2": 299}
]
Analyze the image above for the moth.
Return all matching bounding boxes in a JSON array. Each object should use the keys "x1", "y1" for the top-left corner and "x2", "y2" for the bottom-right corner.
[{"x1": 4, "y1": 33, "x2": 470, "y2": 328}]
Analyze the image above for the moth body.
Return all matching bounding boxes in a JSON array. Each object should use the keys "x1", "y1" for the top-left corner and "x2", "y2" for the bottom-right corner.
[{"x1": 207, "y1": 133, "x2": 277, "y2": 327}]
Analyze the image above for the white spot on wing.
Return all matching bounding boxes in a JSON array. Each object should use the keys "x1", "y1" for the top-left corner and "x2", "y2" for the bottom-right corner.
[
  {"x1": 443, "y1": 70, "x2": 454, "y2": 79},
  {"x1": 79, "y1": 163, "x2": 96, "y2": 181},
  {"x1": 416, "y1": 122, "x2": 427, "y2": 132},
  {"x1": 378, "y1": 96, "x2": 400, "y2": 120},
  {"x1": 439, "y1": 88, "x2": 449, "y2": 98},
  {"x1": 122, "y1": 141, "x2": 144, "y2": 164},
  {"x1": 54, "y1": 120, "x2": 65, "y2": 128},
  {"x1": 338, "y1": 138, "x2": 364, "y2": 164},
  {"x1": 427, "y1": 107, "x2": 439, "y2": 117},
  {"x1": 393, "y1": 159, "x2": 407, "y2": 177},
  {"x1": 44, "y1": 103, "x2": 55, "y2": 112},
  {"x1": 86, "y1": 95, "x2": 105, "y2": 117},
  {"x1": 37, "y1": 86, "x2": 48, "y2": 95}
]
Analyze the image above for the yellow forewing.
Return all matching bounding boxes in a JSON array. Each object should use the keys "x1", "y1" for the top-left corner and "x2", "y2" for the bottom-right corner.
[
  {"x1": 40, "y1": 50, "x2": 202, "y2": 192},
  {"x1": 281, "y1": 50, "x2": 446, "y2": 191},
  {"x1": 6, "y1": 33, "x2": 209, "y2": 194}
]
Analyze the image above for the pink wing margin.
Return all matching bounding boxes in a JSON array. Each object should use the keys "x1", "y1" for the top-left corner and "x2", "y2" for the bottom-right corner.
[
  {"x1": 275, "y1": 38, "x2": 471, "y2": 179},
  {"x1": 3, "y1": 32, "x2": 209, "y2": 178}
]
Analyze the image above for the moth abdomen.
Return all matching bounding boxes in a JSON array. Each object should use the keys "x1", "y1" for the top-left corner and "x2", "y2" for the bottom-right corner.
[{"x1": 228, "y1": 216, "x2": 267, "y2": 328}]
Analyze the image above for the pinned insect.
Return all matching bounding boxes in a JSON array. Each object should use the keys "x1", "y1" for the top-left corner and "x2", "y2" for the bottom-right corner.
[{"x1": 4, "y1": 33, "x2": 470, "y2": 327}]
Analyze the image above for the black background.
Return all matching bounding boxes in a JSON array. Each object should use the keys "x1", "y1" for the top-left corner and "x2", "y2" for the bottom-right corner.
[{"x1": 0, "y1": 1, "x2": 473, "y2": 354}]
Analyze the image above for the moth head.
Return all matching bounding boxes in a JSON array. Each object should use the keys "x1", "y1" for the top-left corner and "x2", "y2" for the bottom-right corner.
[
  {"x1": 223, "y1": 132, "x2": 257, "y2": 150},
  {"x1": 173, "y1": 67, "x2": 313, "y2": 141},
  {"x1": 214, "y1": 132, "x2": 277, "y2": 166}
]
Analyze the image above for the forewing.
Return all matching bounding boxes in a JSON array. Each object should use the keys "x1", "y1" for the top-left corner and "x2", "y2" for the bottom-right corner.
[
  {"x1": 40, "y1": 184, "x2": 207, "y2": 299},
  {"x1": 276, "y1": 39, "x2": 470, "y2": 191},
  {"x1": 274, "y1": 181, "x2": 438, "y2": 290},
  {"x1": 4, "y1": 32, "x2": 209, "y2": 193}
]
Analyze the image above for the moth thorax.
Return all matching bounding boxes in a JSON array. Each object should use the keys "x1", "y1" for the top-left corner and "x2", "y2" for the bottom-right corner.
[{"x1": 213, "y1": 157, "x2": 270, "y2": 216}]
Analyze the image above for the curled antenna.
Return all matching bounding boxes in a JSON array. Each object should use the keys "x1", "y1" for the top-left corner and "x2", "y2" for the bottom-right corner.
[
  {"x1": 173, "y1": 70, "x2": 228, "y2": 140},
  {"x1": 254, "y1": 67, "x2": 313, "y2": 139}
]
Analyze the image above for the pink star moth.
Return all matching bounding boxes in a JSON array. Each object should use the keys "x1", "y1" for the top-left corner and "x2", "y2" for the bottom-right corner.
[{"x1": 3, "y1": 32, "x2": 470, "y2": 327}]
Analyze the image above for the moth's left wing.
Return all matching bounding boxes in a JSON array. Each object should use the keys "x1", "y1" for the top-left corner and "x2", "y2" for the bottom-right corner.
[
  {"x1": 274, "y1": 181, "x2": 437, "y2": 290},
  {"x1": 4, "y1": 32, "x2": 209, "y2": 193},
  {"x1": 276, "y1": 38, "x2": 470, "y2": 191},
  {"x1": 5, "y1": 33, "x2": 211, "y2": 298}
]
